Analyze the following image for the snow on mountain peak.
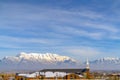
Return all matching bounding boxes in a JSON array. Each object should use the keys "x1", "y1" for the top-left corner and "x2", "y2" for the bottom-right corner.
[
  {"x1": 2, "y1": 53, "x2": 120, "y2": 71},
  {"x1": 102, "y1": 57, "x2": 119, "y2": 60},
  {"x1": 1, "y1": 52, "x2": 77, "y2": 67},
  {"x1": 90, "y1": 57, "x2": 120, "y2": 65},
  {"x1": 15, "y1": 52, "x2": 76, "y2": 62},
  {"x1": 98, "y1": 57, "x2": 120, "y2": 62},
  {"x1": 89, "y1": 57, "x2": 120, "y2": 70},
  {"x1": 16, "y1": 52, "x2": 41, "y2": 59}
]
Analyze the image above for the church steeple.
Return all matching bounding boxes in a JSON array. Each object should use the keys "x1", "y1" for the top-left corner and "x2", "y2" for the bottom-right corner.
[
  {"x1": 86, "y1": 59, "x2": 90, "y2": 69},
  {"x1": 86, "y1": 59, "x2": 90, "y2": 79}
]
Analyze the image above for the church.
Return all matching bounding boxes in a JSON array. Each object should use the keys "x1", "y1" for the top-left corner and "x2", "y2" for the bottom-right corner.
[
  {"x1": 15, "y1": 59, "x2": 92, "y2": 80},
  {"x1": 39, "y1": 59, "x2": 91, "y2": 79}
]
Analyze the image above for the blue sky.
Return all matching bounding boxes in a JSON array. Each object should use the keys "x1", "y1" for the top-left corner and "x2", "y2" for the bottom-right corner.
[{"x1": 0, "y1": 0, "x2": 120, "y2": 61}]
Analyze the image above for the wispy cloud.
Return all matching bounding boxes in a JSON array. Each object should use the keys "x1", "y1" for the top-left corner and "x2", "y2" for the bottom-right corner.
[
  {"x1": 49, "y1": 26, "x2": 104, "y2": 40},
  {"x1": 83, "y1": 22, "x2": 118, "y2": 33},
  {"x1": 1, "y1": 2, "x2": 119, "y2": 37},
  {"x1": 0, "y1": 2, "x2": 119, "y2": 46},
  {"x1": 0, "y1": 35, "x2": 65, "y2": 49},
  {"x1": 65, "y1": 46, "x2": 101, "y2": 57},
  {"x1": 0, "y1": 36, "x2": 47, "y2": 44},
  {"x1": 1, "y1": 1, "x2": 120, "y2": 60}
]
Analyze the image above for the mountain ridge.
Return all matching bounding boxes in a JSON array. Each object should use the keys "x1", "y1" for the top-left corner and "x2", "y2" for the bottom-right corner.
[
  {"x1": 0, "y1": 52, "x2": 120, "y2": 71},
  {"x1": 0, "y1": 52, "x2": 78, "y2": 72},
  {"x1": 90, "y1": 57, "x2": 120, "y2": 64}
]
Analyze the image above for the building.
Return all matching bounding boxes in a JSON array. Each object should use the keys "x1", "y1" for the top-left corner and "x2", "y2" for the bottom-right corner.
[
  {"x1": 15, "y1": 59, "x2": 92, "y2": 80},
  {"x1": 15, "y1": 72, "x2": 41, "y2": 80},
  {"x1": 39, "y1": 59, "x2": 91, "y2": 79}
]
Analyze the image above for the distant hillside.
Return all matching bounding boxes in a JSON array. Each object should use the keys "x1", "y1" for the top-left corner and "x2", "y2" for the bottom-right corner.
[
  {"x1": 0, "y1": 52, "x2": 78, "y2": 72},
  {"x1": 0, "y1": 52, "x2": 120, "y2": 72},
  {"x1": 90, "y1": 57, "x2": 120, "y2": 70}
]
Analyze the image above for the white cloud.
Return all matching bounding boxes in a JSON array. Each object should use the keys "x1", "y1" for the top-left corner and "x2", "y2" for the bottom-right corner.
[
  {"x1": 1, "y1": 2, "x2": 119, "y2": 41},
  {"x1": 49, "y1": 26, "x2": 104, "y2": 39},
  {"x1": 1, "y1": 1, "x2": 120, "y2": 51},
  {"x1": 84, "y1": 22, "x2": 118, "y2": 33},
  {"x1": 0, "y1": 36, "x2": 47, "y2": 44},
  {"x1": 65, "y1": 46, "x2": 102, "y2": 57},
  {"x1": 0, "y1": 35, "x2": 65, "y2": 49}
]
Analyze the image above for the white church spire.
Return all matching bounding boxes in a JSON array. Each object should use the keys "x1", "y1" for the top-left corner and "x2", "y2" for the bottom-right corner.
[{"x1": 86, "y1": 59, "x2": 90, "y2": 69}]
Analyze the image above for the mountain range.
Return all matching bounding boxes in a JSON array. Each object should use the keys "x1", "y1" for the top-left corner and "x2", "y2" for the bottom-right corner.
[
  {"x1": 89, "y1": 57, "x2": 120, "y2": 70},
  {"x1": 0, "y1": 52, "x2": 120, "y2": 72},
  {"x1": 0, "y1": 52, "x2": 78, "y2": 72}
]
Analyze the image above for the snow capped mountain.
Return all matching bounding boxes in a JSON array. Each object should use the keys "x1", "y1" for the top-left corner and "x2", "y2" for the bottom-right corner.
[
  {"x1": 0, "y1": 52, "x2": 77, "y2": 72},
  {"x1": 90, "y1": 57, "x2": 120, "y2": 64},
  {"x1": 10, "y1": 52, "x2": 76, "y2": 64},
  {"x1": 89, "y1": 57, "x2": 120, "y2": 70},
  {"x1": 1, "y1": 53, "x2": 120, "y2": 72}
]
